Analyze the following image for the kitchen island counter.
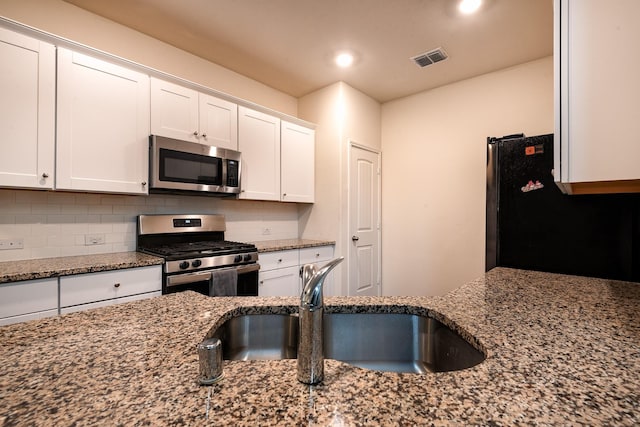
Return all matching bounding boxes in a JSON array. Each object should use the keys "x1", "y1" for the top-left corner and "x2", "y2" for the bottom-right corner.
[{"x1": 1, "y1": 268, "x2": 638, "y2": 425}]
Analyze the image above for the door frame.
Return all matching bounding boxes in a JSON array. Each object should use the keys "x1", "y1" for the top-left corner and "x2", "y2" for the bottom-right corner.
[{"x1": 347, "y1": 140, "x2": 382, "y2": 296}]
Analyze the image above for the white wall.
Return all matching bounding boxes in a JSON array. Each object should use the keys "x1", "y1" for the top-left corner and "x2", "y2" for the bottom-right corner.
[
  {"x1": 298, "y1": 82, "x2": 382, "y2": 294},
  {"x1": 0, "y1": 0, "x2": 297, "y2": 115},
  {"x1": 381, "y1": 56, "x2": 553, "y2": 296}
]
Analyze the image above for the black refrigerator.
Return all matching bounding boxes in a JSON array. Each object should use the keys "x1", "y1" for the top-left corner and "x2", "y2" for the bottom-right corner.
[{"x1": 486, "y1": 133, "x2": 640, "y2": 281}]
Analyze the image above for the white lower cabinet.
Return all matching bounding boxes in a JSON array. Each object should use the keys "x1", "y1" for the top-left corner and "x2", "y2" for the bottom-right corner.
[
  {"x1": 60, "y1": 265, "x2": 161, "y2": 313},
  {"x1": 258, "y1": 249, "x2": 299, "y2": 296},
  {"x1": 0, "y1": 278, "x2": 58, "y2": 326},
  {"x1": 258, "y1": 266, "x2": 300, "y2": 297},
  {"x1": 258, "y1": 245, "x2": 335, "y2": 297}
]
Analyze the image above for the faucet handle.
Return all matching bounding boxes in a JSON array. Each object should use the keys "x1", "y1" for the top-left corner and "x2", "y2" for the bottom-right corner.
[{"x1": 301, "y1": 263, "x2": 318, "y2": 290}]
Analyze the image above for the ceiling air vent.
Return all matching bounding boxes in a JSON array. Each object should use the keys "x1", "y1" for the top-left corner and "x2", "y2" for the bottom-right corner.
[{"x1": 411, "y1": 48, "x2": 448, "y2": 68}]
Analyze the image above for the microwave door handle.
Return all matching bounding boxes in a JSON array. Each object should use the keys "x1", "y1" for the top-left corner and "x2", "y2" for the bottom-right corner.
[{"x1": 166, "y1": 271, "x2": 213, "y2": 287}]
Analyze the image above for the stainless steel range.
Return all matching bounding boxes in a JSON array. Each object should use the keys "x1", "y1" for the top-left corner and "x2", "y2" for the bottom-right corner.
[{"x1": 137, "y1": 214, "x2": 259, "y2": 296}]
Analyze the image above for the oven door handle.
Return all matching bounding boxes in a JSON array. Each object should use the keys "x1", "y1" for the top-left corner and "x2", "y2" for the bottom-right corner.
[
  {"x1": 166, "y1": 271, "x2": 213, "y2": 287},
  {"x1": 236, "y1": 263, "x2": 261, "y2": 274}
]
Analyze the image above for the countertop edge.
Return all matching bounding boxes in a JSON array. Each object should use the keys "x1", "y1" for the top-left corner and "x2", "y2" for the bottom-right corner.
[
  {"x1": 0, "y1": 252, "x2": 164, "y2": 284},
  {"x1": 251, "y1": 239, "x2": 335, "y2": 253}
]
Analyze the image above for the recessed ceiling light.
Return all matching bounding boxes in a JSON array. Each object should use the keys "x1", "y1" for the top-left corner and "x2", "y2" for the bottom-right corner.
[
  {"x1": 335, "y1": 52, "x2": 354, "y2": 68},
  {"x1": 458, "y1": 0, "x2": 482, "y2": 14}
]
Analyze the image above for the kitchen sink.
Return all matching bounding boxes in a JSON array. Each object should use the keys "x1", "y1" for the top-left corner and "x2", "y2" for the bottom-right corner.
[{"x1": 211, "y1": 312, "x2": 485, "y2": 374}]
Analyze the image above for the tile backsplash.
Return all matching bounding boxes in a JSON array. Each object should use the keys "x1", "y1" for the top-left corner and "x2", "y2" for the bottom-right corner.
[{"x1": 0, "y1": 189, "x2": 299, "y2": 261}]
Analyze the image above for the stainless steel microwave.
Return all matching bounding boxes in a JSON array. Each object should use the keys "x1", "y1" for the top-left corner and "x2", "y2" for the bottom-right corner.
[{"x1": 149, "y1": 135, "x2": 241, "y2": 196}]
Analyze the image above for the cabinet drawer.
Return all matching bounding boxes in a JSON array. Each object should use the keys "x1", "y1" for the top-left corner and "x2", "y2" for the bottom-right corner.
[
  {"x1": 299, "y1": 246, "x2": 334, "y2": 265},
  {"x1": 60, "y1": 266, "x2": 161, "y2": 308},
  {"x1": 259, "y1": 249, "x2": 298, "y2": 271},
  {"x1": 0, "y1": 278, "x2": 58, "y2": 319}
]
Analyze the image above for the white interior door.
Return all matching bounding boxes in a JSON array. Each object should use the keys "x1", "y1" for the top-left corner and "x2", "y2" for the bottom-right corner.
[{"x1": 348, "y1": 144, "x2": 381, "y2": 296}]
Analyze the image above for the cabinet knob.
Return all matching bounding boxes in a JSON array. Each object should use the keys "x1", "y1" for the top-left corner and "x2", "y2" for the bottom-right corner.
[
  {"x1": 141, "y1": 181, "x2": 147, "y2": 186},
  {"x1": 193, "y1": 131, "x2": 199, "y2": 136},
  {"x1": 316, "y1": 253, "x2": 320, "y2": 257},
  {"x1": 42, "y1": 173, "x2": 49, "y2": 178},
  {"x1": 278, "y1": 259, "x2": 283, "y2": 263},
  {"x1": 283, "y1": 193, "x2": 287, "y2": 197},
  {"x1": 202, "y1": 133, "x2": 207, "y2": 138},
  {"x1": 114, "y1": 283, "x2": 121, "y2": 288},
  {"x1": 259, "y1": 280, "x2": 264, "y2": 285}
]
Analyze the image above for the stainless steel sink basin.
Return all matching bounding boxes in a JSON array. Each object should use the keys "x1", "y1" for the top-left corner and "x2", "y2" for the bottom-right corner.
[{"x1": 211, "y1": 312, "x2": 485, "y2": 374}]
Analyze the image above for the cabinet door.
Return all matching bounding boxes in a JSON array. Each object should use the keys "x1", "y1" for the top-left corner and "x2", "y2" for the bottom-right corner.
[
  {"x1": 258, "y1": 265, "x2": 299, "y2": 296},
  {"x1": 238, "y1": 106, "x2": 281, "y2": 201},
  {"x1": 150, "y1": 77, "x2": 199, "y2": 142},
  {"x1": 199, "y1": 93, "x2": 238, "y2": 150},
  {"x1": 281, "y1": 121, "x2": 315, "y2": 203},
  {"x1": 56, "y1": 48, "x2": 150, "y2": 194},
  {"x1": 0, "y1": 28, "x2": 55, "y2": 189},
  {"x1": 558, "y1": 0, "x2": 640, "y2": 185},
  {"x1": 0, "y1": 278, "x2": 58, "y2": 325}
]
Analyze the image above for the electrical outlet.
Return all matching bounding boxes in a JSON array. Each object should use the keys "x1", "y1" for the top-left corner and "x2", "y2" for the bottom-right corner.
[
  {"x1": 0, "y1": 238, "x2": 24, "y2": 250},
  {"x1": 262, "y1": 227, "x2": 272, "y2": 235},
  {"x1": 85, "y1": 234, "x2": 105, "y2": 246}
]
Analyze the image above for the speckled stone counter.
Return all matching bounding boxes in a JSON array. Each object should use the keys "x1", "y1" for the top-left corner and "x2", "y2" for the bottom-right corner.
[
  {"x1": 251, "y1": 238, "x2": 335, "y2": 253},
  {"x1": 1, "y1": 268, "x2": 639, "y2": 425},
  {"x1": 0, "y1": 252, "x2": 163, "y2": 284}
]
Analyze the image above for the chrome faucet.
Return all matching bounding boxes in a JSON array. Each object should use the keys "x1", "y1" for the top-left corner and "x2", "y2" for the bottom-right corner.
[{"x1": 297, "y1": 257, "x2": 344, "y2": 385}]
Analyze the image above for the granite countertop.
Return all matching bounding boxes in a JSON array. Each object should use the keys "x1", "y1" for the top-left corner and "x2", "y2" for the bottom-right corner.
[
  {"x1": 0, "y1": 240, "x2": 334, "y2": 283},
  {"x1": 251, "y1": 238, "x2": 335, "y2": 253},
  {"x1": 0, "y1": 252, "x2": 164, "y2": 284},
  {"x1": 1, "y1": 267, "x2": 639, "y2": 425}
]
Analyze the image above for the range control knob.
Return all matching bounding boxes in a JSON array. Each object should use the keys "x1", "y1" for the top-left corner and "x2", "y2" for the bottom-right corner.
[
  {"x1": 243, "y1": 254, "x2": 252, "y2": 262},
  {"x1": 234, "y1": 255, "x2": 242, "y2": 263},
  {"x1": 192, "y1": 259, "x2": 202, "y2": 268},
  {"x1": 179, "y1": 261, "x2": 190, "y2": 270}
]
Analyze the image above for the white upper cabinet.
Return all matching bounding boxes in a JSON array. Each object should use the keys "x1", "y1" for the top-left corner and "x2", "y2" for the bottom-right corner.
[
  {"x1": 555, "y1": 0, "x2": 640, "y2": 194},
  {"x1": 281, "y1": 121, "x2": 315, "y2": 203},
  {"x1": 238, "y1": 106, "x2": 281, "y2": 201},
  {"x1": 199, "y1": 93, "x2": 238, "y2": 151},
  {"x1": 0, "y1": 28, "x2": 55, "y2": 189},
  {"x1": 150, "y1": 78, "x2": 238, "y2": 150},
  {"x1": 56, "y1": 48, "x2": 150, "y2": 194}
]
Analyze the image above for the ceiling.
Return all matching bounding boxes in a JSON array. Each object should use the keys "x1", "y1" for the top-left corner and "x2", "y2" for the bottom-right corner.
[{"x1": 63, "y1": 0, "x2": 553, "y2": 103}]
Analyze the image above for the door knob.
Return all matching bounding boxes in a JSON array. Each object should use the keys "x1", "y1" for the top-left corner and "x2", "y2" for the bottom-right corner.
[{"x1": 352, "y1": 236, "x2": 359, "y2": 241}]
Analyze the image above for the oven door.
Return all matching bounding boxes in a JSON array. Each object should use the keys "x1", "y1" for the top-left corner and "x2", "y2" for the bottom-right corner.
[{"x1": 164, "y1": 263, "x2": 259, "y2": 296}]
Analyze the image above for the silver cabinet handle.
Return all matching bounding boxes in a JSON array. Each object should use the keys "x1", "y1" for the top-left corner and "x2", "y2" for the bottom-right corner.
[
  {"x1": 352, "y1": 236, "x2": 359, "y2": 241},
  {"x1": 42, "y1": 173, "x2": 49, "y2": 178}
]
